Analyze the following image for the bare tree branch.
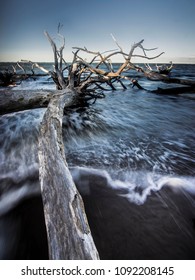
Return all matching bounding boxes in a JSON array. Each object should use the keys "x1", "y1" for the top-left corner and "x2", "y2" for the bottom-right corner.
[
  {"x1": 21, "y1": 60, "x2": 50, "y2": 74},
  {"x1": 44, "y1": 31, "x2": 67, "y2": 89},
  {"x1": 110, "y1": 33, "x2": 126, "y2": 60}
]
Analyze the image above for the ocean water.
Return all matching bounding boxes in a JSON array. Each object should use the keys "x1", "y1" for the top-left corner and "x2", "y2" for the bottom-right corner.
[{"x1": 0, "y1": 63, "x2": 195, "y2": 259}]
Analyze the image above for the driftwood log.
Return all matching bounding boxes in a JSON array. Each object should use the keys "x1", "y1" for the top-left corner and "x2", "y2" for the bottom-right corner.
[
  {"x1": 37, "y1": 28, "x2": 100, "y2": 259},
  {"x1": 38, "y1": 89, "x2": 99, "y2": 259},
  {"x1": 0, "y1": 90, "x2": 52, "y2": 115}
]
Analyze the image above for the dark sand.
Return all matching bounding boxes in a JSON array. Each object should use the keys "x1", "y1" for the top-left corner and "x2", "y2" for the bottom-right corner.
[{"x1": 0, "y1": 180, "x2": 194, "y2": 260}]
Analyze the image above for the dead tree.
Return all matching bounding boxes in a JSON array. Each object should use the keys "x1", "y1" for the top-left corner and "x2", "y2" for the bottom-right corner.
[
  {"x1": 0, "y1": 61, "x2": 49, "y2": 87},
  {"x1": 37, "y1": 29, "x2": 100, "y2": 259},
  {"x1": 136, "y1": 61, "x2": 195, "y2": 93},
  {"x1": 134, "y1": 68, "x2": 195, "y2": 94},
  {"x1": 36, "y1": 31, "x2": 169, "y2": 259}
]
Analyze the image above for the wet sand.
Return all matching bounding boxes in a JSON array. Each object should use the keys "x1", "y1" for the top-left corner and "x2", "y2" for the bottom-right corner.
[
  {"x1": 82, "y1": 185, "x2": 195, "y2": 259},
  {"x1": 0, "y1": 180, "x2": 194, "y2": 260}
]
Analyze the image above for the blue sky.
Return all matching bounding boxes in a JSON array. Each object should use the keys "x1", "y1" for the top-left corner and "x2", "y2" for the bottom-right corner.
[{"x1": 0, "y1": 0, "x2": 195, "y2": 63}]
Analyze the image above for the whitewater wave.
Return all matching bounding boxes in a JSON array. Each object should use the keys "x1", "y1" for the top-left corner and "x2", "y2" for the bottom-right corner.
[
  {"x1": 71, "y1": 167, "x2": 195, "y2": 205},
  {"x1": 0, "y1": 165, "x2": 194, "y2": 217}
]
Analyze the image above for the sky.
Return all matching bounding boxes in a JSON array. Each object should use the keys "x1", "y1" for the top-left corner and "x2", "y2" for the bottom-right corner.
[{"x1": 0, "y1": 0, "x2": 195, "y2": 63}]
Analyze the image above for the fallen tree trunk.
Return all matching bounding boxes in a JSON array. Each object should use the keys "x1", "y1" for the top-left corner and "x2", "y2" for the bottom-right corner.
[
  {"x1": 38, "y1": 88, "x2": 99, "y2": 259},
  {"x1": 131, "y1": 80, "x2": 195, "y2": 95},
  {"x1": 0, "y1": 90, "x2": 53, "y2": 115},
  {"x1": 152, "y1": 86, "x2": 195, "y2": 95},
  {"x1": 144, "y1": 71, "x2": 195, "y2": 87}
]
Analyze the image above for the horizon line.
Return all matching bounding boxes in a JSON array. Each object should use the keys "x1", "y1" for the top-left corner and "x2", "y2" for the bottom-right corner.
[{"x1": 1, "y1": 61, "x2": 195, "y2": 65}]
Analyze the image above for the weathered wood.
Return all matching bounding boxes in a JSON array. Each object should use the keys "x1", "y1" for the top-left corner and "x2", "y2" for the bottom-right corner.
[
  {"x1": 38, "y1": 86, "x2": 99, "y2": 260},
  {"x1": 0, "y1": 90, "x2": 52, "y2": 115},
  {"x1": 152, "y1": 86, "x2": 195, "y2": 95},
  {"x1": 143, "y1": 71, "x2": 195, "y2": 89},
  {"x1": 73, "y1": 42, "x2": 164, "y2": 79},
  {"x1": 44, "y1": 31, "x2": 66, "y2": 90},
  {"x1": 130, "y1": 79, "x2": 195, "y2": 94},
  {"x1": 0, "y1": 60, "x2": 50, "y2": 87}
]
